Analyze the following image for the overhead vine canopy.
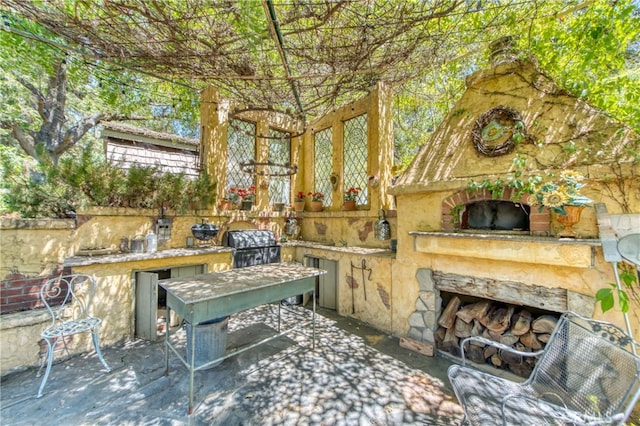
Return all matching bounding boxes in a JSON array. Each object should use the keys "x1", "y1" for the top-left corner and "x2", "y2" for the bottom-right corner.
[{"x1": 0, "y1": 0, "x2": 637, "y2": 125}]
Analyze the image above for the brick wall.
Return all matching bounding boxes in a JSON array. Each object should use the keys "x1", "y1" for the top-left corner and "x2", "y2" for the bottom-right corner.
[
  {"x1": 0, "y1": 266, "x2": 71, "y2": 314},
  {"x1": 441, "y1": 188, "x2": 551, "y2": 236}
]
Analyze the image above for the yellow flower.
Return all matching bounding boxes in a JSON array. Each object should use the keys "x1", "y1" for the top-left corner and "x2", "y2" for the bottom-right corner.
[
  {"x1": 559, "y1": 170, "x2": 583, "y2": 184},
  {"x1": 542, "y1": 190, "x2": 570, "y2": 208}
]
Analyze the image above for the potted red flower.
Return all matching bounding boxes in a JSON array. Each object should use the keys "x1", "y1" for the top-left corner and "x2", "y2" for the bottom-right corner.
[
  {"x1": 294, "y1": 191, "x2": 306, "y2": 212},
  {"x1": 308, "y1": 191, "x2": 324, "y2": 212},
  {"x1": 237, "y1": 185, "x2": 256, "y2": 210},
  {"x1": 343, "y1": 187, "x2": 361, "y2": 210}
]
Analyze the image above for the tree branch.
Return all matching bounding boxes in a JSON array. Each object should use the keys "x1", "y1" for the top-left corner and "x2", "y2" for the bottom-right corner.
[{"x1": 0, "y1": 121, "x2": 38, "y2": 159}]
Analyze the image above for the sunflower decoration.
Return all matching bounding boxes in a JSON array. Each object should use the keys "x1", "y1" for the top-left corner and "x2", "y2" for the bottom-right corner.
[{"x1": 529, "y1": 171, "x2": 592, "y2": 214}]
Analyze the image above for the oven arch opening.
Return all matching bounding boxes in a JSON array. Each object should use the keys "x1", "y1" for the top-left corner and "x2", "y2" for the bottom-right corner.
[{"x1": 461, "y1": 200, "x2": 530, "y2": 231}]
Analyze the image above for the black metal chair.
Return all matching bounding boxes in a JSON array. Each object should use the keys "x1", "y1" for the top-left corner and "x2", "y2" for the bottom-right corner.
[
  {"x1": 37, "y1": 274, "x2": 111, "y2": 397},
  {"x1": 448, "y1": 311, "x2": 640, "y2": 425}
]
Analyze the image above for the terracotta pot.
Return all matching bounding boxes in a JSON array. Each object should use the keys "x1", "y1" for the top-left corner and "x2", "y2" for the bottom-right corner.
[
  {"x1": 310, "y1": 201, "x2": 323, "y2": 212},
  {"x1": 555, "y1": 205, "x2": 584, "y2": 238},
  {"x1": 219, "y1": 200, "x2": 234, "y2": 211},
  {"x1": 343, "y1": 200, "x2": 356, "y2": 211},
  {"x1": 294, "y1": 200, "x2": 305, "y2": 212}
]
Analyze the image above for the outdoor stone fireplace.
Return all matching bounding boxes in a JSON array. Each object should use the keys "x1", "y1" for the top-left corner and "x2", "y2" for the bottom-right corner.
[{"x1": 408, "y1": 268, "x2": 594, "y2": 375}]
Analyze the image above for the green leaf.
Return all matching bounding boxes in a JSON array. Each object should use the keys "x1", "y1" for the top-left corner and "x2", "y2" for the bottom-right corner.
[
  {"x1": 595, "y1": 287, "x2": 614, "y2": 313},
  {"x1": 617, "y1": 289, "x2": 629, "y2": 313}
]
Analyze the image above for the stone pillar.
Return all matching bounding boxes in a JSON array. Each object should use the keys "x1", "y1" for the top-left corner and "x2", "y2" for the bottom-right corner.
[
  {"x1": 200, "y1": 86, "x2": 230, "y2": 206},
  {"x1": 368, "y1": 81, "x2": 395, "y2": 211},
  {"x1": 407, "y1": 268, "x2": 441, "y2": 344}
]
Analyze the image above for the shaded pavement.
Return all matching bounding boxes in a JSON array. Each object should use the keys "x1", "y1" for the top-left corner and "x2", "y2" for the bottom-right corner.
[{"x1": 1, "y1": 305, "x2": 463, "y2": 425}]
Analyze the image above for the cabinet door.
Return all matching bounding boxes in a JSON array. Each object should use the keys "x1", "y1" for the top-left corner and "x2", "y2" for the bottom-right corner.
[
  {"x1": 318, "y1": 259, "x2": 337, "y2": 309},
  {"x1": 135, "y1": 272, "x2": 158, "y2": 341},
  {"x1": 170, "y1": 264, "x2": 205, "y2": 278}
]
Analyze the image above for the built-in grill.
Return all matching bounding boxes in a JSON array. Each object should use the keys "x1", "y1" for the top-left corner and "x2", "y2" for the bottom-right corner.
[
  {"x1": 222, "y1": 229, "x2": 303, "y2": 305},
  {"x1": 222, "y1": 229, "x2": 281, "y2": 268}
]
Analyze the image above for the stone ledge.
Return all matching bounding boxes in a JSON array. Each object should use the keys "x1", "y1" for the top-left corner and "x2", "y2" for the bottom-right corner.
[
  {"x1": 0, "y1": 309, "x2": 49, "y2": 330},
  {"x1": 0, "y1": 218, "x2": 75, "y2": 230},
  {"x1": 410, "y1": 231, "x2": 599, "y2": 268}
]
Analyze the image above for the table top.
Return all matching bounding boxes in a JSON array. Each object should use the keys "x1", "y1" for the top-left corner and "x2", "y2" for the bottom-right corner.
[
  {"x1": 158, "y1": 262, "x2": 325, "y2": 306},
  {"x1": 618, "y1": 234, "x2": 640, "y2": 267}
]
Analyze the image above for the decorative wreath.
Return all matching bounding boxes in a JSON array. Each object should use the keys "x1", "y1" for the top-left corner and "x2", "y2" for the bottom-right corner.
[{"x1": 471, "y1": 106, "x2": 525, "y2": 157}]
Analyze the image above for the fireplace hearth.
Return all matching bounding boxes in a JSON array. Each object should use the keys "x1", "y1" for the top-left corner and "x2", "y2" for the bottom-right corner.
[{"x1": 408, "y1": 268, "x2": 593, "y2": 377}]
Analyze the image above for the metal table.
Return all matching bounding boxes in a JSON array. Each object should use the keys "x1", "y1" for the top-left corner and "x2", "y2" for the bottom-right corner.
[
  {"x1": 159, "y1": 262, "x2": 325, "y2": 414},
  {"x1": 618, "y1": 233, "x2": 640, "y2": 268}
]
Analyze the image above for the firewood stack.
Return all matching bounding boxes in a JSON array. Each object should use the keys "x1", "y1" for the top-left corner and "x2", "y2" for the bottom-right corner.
[{"x1": 435, "y1": 296, "x2": 559, "y2": 378}]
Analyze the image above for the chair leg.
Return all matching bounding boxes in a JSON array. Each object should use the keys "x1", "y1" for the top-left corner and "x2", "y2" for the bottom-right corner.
[
  {"x1": 37, "y1": 338, "x2": 55, "y2": 398},
  {"x1": 91, "y1": 327, "x2": 111, "y2": 372}
]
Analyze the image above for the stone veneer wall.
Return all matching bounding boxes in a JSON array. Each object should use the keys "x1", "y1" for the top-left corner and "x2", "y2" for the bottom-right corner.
[{"x1": 407, "y1": 269, "x2": 440, "y2": 344}]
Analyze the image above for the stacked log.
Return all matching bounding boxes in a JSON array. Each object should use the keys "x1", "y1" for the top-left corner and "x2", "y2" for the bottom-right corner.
[{"x1": 435, "y1": 297, "x2": 558, "y2": 378}]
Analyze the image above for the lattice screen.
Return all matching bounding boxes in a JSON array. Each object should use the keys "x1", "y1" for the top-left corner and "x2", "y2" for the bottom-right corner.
[
  {"x1": 343, "y1": 114, "x2": 368, "y2": 204},
  {"x1": 268, "y1": 128, "x2": 291, "y2": 205},
  {"x1": 227, "y1": 119, "x2": 256, "y2": 191},
  {"x1": 314, "y1": 127, "x2": 333, "y2": 207}
]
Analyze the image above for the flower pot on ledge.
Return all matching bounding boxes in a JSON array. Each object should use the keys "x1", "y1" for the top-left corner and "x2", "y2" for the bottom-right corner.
[
  {"x1": 555, "y1": 205, "x2": 584, "y2": 238},
  {"x1": 343, "y1": 200, "x2": 356, "y2": 211},
  {"x1": 310, "y1": 201, "x2": 323, "y2": 212},
  {"x1": 241, "y1": 200, "x2": 254, "y2": 211},
  {"x1": 219, "y1": 200, "x2": 234, "y2": 211},
  {"x1": 294, "y1": 200, "x2": 305, "y2": 212}
]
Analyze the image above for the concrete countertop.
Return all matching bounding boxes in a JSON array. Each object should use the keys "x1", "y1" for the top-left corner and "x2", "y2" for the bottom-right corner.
[
  {"x1": 409, "y1": 230, "x2": 602, "y2": 246},
  {"x1": 283, "y1": 240, "x2": 396, "y2": 258},
  {"x1": 64, "y1": 241, "x2": 396, "y2": 267},
  {"x1": 64, "y1": 246, "x2": 233, "y2": 267}
]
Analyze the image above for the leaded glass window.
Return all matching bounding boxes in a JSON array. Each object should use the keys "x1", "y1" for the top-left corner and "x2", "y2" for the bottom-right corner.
[
  {"x1": 227, "y1": 119, "x2": 255, "y2": 191},
  {"x1": 343, "y1": 114, "x2": 368, "y2": 204},
  {"x1": 268, "y1": 128, "x2": 291, "y2": 205},
  {"x1": 314, "y1": 127, "x2": 333, "y2": 206}
]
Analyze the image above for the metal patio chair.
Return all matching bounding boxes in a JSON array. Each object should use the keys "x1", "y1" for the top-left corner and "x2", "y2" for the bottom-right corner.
[
  {"x1": 448, "y1": 311, "x2": 640, "y2": 425},
  {"x1": 37, "y1": 274, "x2": 111, "y2": 397}
]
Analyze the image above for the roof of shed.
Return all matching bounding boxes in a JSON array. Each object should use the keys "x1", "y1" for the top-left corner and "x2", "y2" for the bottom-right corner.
[{"x1": 102, "y1": 122, "x2": 199, "y2": 148}]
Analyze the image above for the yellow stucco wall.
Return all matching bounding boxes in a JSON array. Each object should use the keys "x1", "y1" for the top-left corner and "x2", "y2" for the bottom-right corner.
[{"x1": 389, "y1": 60, "x2": 640, "y2": 341}]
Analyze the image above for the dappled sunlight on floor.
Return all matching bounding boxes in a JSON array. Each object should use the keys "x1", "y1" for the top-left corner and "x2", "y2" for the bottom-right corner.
[{"x1": 1, "y1": 305, "x2": 463, "y2": 425}]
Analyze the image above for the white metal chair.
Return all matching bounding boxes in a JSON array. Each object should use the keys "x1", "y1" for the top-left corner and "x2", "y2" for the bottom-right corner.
[
  {"x1": 448, "y1": 311, "x2": 640, "y2": 425},
  {"x1": 37, "y1": 274, "x2": 111, "y2": 397}
]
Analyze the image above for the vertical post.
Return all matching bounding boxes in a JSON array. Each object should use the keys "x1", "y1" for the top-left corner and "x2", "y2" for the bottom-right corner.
[
  {"x1": 164, "y1": 306, "x2": 170, "y2": 376},
  {"x1": 312, "y1": 287, "x2": 316, "y2": 350},
  {"x1": 188, "y1": 321, "x2": 196, "y2": 415}
]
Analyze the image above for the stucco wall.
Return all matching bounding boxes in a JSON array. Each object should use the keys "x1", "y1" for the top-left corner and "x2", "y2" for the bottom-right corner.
[{"x1": 388, "y1": 59, "x2": 640, "y2": 342}]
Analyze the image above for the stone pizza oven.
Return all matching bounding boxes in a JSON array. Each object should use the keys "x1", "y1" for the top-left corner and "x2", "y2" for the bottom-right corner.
[{"x1": 388, "y1": 55, "x2": 640, "y2": 370}]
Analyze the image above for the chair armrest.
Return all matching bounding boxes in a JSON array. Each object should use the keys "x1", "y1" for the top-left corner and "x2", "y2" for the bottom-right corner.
[
  {"x1": 459, "y1": 336, "x2": 544, "y2": 366},
  {"x1": 500, "y1": 393, "x2": 625, "y2": 426}
]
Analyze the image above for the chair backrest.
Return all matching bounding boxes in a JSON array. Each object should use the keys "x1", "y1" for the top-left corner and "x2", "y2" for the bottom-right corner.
[
  {"x1": 40, "y1": 274, "x2": 97, "y2": 327},
  {"x1": 529, "y1": 312, "x2": 640, "y2": 420}
]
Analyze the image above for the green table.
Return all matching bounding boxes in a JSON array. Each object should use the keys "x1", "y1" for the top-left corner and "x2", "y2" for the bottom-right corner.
[{"x1": 159, "y1": 262, "x2": 325, "y2": 414}]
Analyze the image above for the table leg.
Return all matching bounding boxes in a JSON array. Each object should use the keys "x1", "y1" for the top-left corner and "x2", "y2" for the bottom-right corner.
[
  {"x1": 278, "y1": 302, "x2": 281, "y2": 332},
  {"x1": 312, "y1": 288, "x2": 316, "y2": 350},
  {"x1": 188, "y1": 321, "x2": 196, "y2": 415},
  {"x1": 164, "y1": 306, "x2": 170, "y2": 376}
]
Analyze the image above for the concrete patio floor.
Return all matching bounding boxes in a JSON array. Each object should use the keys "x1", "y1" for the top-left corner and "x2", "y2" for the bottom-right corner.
[{"x1": 0, "y1": 305, "x2": 464, "y2": 425}]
